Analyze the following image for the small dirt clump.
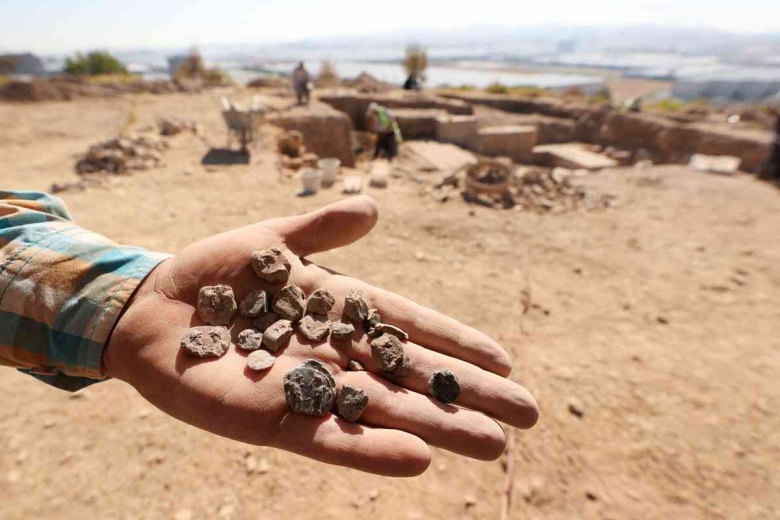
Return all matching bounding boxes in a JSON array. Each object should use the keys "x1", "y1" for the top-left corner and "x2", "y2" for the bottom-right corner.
[
  {"x1": 336, "y1": 385, "x2": 369, "y2": 422},
  {"x1": 246, "y1": 350, "x2": 276, "y2": 371},
  {"x1": 252, "y1": 312, "x2": 279, "y2": 332},
  {"x1": 306, "y1": 288, "x2": 335, "y2": 315},
  {"x1": 370, "y1": 334, "x2": 406, "y2": 373},
  {"x1": 250, "y1": 248, "x2": 291, "y2": 284},
  {"x1": 428, "y1": 370, "x2": 461, "y2": 404},
  {"x1": 180, "y1": 326, "x2": 231, "y2": 358},
  {"x1": 237, "y1": 329, "x2": 264, "y2": 352},
  {"x1": 263, "y1": 320, "x2": 294, "y2": 352},
  {"x1": 344, "y1": 289, "x2": 369, "y2": 322},
  {"x1": 197, "y1": 285, "x2": 238, "y2": 326},
  {"x1": 347, "y1": 360, "x2": 365, "y2": 371},
  {"x1": 239, "y1": 289, "x2": 268, "y2": 318},
  {"x1": 331, "y1": 321, "x2": 356, "y2": 341},
  {"x1": 366, "y1": 309, "x2": 382, "y2": 331},
  {"x1": 370, "y1": 323, "x2": 408, "y2": 341},
  {"x1": 283, "y1": 360, "x2": 337, "y2": 416},
  {"x1": 298, "y1": 314, "x2": 331, "y2": 342},
  {"x1": 273, "y1": 285, "x2": 306, "y2": 321}
]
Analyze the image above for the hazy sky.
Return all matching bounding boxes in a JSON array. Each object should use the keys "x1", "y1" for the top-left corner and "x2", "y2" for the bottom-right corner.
[{"x1": 1, "y1": 0, "x2": 779, "y2": 53}]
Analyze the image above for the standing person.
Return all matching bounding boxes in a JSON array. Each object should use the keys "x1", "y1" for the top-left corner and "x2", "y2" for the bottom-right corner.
[
  {"x1": 366, "y1": 102, "x2": 402, "y2": 161},
  {"x1": 403, "y1": 73, "x2": 420, "y2": 91},
  {"x1": 759, "y1": 113, "x2": 780, "y2": 181},
  {"x1": 0, "y1": 190, "x2": 538, "y2": 476},
  {"x1": 291, "y1": 62, "x2": 311, "y2": 105}
]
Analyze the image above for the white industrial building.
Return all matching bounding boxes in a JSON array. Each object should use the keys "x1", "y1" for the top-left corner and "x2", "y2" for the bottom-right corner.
[{"x1": 671, "y1": 65, "x2": 780, "y2": 102}]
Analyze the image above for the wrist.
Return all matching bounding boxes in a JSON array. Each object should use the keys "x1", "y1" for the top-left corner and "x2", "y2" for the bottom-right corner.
[{"x1": 102, "y1": 259, "x2": 168, "y2": 381}]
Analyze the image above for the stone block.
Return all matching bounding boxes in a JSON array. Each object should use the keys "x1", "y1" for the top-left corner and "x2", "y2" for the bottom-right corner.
[{"x1": 476, "y1": 125, "x2": 538, "y2": 163}]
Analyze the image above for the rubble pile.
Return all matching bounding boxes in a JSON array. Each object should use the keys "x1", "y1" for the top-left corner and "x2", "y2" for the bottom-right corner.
[
  {"x1": 157, "y1": 117, "x2": 198, "y2": 136},
  {"x1": 428, "y1": 164, "x2": 616, "y2": 213},
  {"x1": 75, "y1": 135, "x2": 167, "y2": 175}
]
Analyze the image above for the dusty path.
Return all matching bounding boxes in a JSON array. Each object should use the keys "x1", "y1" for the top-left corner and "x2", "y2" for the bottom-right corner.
[{"x1": 0, "y1": 91, "x2": 778, "y2": 519}]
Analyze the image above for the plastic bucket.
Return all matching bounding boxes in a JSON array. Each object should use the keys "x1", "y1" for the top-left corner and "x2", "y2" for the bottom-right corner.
[
  {"x1": 301, "y1": 168, "x2": 323, "y2": 194},
  {"x1": 318, "y1": 158, "x2": 341, "y2": 186}
]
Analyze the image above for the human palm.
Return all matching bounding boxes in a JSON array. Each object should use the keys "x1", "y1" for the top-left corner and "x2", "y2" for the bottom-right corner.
[{"x1": 105, "y1": 196, "x2": 538, "y2": 476}]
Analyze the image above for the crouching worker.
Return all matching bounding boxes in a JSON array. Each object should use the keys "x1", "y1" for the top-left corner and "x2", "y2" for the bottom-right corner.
[{"x1": 366, "y1": 102, "x2": 402, "y2": 162}]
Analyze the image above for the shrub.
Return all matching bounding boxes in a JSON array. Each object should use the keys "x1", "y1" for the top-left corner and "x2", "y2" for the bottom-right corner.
[
  {"x1": 403, "y1": 45, "x2": 428, "y2": 78},
  {"x1": 485, "y1": 82, "x2": 509, "y2": 94},
  {"x1": 64, "y1": 51, "x2": 129, "y2": 76},
  {"x1": 174, "y1": 49, "x2": 230, "y2": 87},
  {"x1": 318, "y1": 60, "x2": 340, "y2": 87}
]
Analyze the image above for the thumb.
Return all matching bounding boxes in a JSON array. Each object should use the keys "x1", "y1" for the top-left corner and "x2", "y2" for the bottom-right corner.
[{"x1": 262, "y1": 195, "x2": 379, "y2": 257}]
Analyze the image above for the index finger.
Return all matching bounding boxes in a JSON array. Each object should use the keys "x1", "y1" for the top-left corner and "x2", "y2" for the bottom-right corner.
[{"x1": 367, "y1": 286, "x2": 514, "y2": 377}]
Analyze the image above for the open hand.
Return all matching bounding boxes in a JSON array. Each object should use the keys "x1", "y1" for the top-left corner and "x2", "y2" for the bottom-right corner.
[{"x1": 104, "y1": 196, "x2": 538, "y2": 477}]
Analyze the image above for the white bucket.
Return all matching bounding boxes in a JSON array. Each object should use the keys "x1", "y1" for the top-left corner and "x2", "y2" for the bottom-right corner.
[
  {"x1": 318, "y1": 158, "x2": 341, "y2": 186},
  {"x1": 300, "y1": 168, "x2": 323, "y2": 194}
]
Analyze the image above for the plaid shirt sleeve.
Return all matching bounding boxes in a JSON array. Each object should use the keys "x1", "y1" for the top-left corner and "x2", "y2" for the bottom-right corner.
[{"x1": 0, "y1": 190, "x2": 170, "y2": 391}]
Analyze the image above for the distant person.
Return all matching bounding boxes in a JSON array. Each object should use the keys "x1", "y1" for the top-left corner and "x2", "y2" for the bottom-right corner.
[
  {"x1": 625, "y1": 97, "x2": 642, "y2": 113},
  {"x1": 0, "y1": 190, "x2": 538, "y2": 476},
  {"x1": 759, "y1": 113, "x2": 780, "y2": 181},
  {"x1": 403, "y1": 73, "x2": 420, "y2": 91},
  {"x1": 291, "y1": 62, "x2": 311, "y2": 105},
  {"x1": 366, "y1": 102, "x2": 402, "y2": 161}
]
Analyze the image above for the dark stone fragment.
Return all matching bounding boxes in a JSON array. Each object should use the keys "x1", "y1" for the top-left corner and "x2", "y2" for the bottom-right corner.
[
  {"x1": 246, "y1": 350, "x2": 275, "y2": 371},
  {"x1": 236, "y1": 329, "x2": 264, "y2": 352},
  {"x1": 366, "y1": 308, "x2": 382, "y2": 331},
  {"x1": 273, "y1": 285, "x2": 305, "y2": 321},
  {"x1": 428, "y1": 370, "x2": 461, "y2": 404},
  {"x1": 298, "y1": 314, "x2": 331, "y2": 342},
  {"x1": 250, "y1": 248, "x2": 291, "y2": 284},
  {"x1": 180, "y1": 326, "x2": 231, "y2": 358},
  {"x1": 252, "y1": 312, "x2": 279, "y2": 332},
  {"x1": 347, "y1": 360, "x2": 365, "y2": 372},
  {"x1": 197, "y1": 285, "x2": 238, "y2": 326},
  {"x1": 283, "y1": 361, "x2": 337, "y2": 416},
  {"x1": 337, "y1": 385, "x2": 369, "y2": 422},
  {"x1": 370, "y1": 334, "x2": 405, "y2": 373},
  {"x1": 306, "y1": 288, "x2": 335, "y2": 315},
  {"x1": 262, "y1": 320, "x2": 294, "y2": 352},
  {"x1": 344, "y1": 289, "x2": 369, "y2": 322},
  {"x1": 370, "y1": 323, "x2": 408, "y2": 341},
  {"x1": 239, "y1": 289, "x2": 268, "y2": 318},
  {"x1": 331, "y1": 321, "x2": 356, "y2": 341}
]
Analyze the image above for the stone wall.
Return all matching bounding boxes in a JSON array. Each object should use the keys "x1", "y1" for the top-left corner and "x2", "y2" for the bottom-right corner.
[
  {"x1": 443, "y1": 92, "x2": 773, "y2": 173},
  {"x1": 319, "y1": 93, "x2": 472, "y2": 131},
  {"x1": 269, "y1": 103, "x2": 356, "y2": 167}
]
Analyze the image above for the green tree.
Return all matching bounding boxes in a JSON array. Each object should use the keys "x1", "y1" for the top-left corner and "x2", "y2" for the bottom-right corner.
[{"x1": 64, "y1": 51, "x2": 129, "y2": 76}]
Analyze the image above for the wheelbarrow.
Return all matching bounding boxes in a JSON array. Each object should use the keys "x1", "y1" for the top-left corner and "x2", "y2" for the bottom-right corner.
[{"x1": 221, "y1": 96, "x2": 265, "y2": 152}]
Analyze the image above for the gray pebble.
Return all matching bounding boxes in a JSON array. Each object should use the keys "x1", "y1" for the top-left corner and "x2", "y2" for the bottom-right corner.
[
  {"x1": 246, "y1": 350, "x2": 275, "y2": 371},
  {"x1": 197, "y1": 285, "x2": 237, "y2": 326},
  {"x1": 331, "y1": 321, "x2": 356, "y2": 341},
  {"x1": 273, "y1": 285, "x2": 305, "y2": 321},
  {"x1": 262, "y1": 320, "x2": 294, "y2": 352},
  {"x1": 370, "y1": 323, "x2": 408, "y2": 341},
  {"x1": 337, "y1": 385, "x2": 369, "y2": 422},
  {"x1": 366, "y1": 308, "x2": 382, "y2": 331},
  {"x1": 250, "y1": 247, "x2": 291, "y2": 284},
  {"x1": 180, "y1": 326, "x2": 231, "y2": 358},
  {"x1": 344, "y1": 289, "x2": 369, "y2": 322},
  {"x1": 239, "y1": 289, "x2": 268, "y2": 318},
  {"x1": 252, "y1": 312, "x2": 279, "y2": 332},
  {"x1": 428, "y1": 370, "x2": 461, "y2": 404},
  {"x1": 306, "y1": 288, "x2": 335, "y2": 315},
  {"x1": 298, "y1": 314, "x2": 331, "y2": 342},
  {"x1": 237, "y1": 329, "x2": 264, "y2": 352},
  {"x1": 347, "y1": 360, "x2": 365, "y2": 372},
  {"x1": 283, "y1": 360, "x2": 337, "y2": 416},
  {"x1": 370, "y1": 334, "x2": 405, "y2": 373}
]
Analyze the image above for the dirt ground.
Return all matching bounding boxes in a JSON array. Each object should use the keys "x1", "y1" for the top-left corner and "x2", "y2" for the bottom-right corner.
[{"x1": 0, "y1": 89, "x2": 778, "y2": 520}]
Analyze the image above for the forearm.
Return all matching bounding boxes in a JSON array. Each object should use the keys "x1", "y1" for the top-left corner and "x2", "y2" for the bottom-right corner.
[{"x1": 0, "y1": 190, "x2": 170, "y2": 390}]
